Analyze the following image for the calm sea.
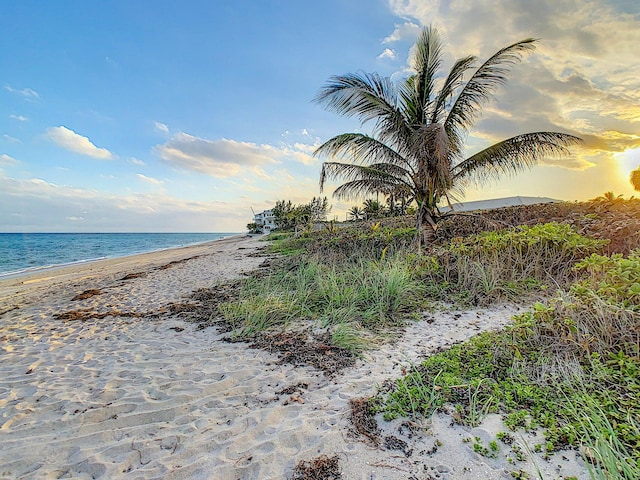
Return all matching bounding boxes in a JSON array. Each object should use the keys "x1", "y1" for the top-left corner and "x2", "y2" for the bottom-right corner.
[{"x1": 0, "y1": 233, "x2": 239, "y2": 277}]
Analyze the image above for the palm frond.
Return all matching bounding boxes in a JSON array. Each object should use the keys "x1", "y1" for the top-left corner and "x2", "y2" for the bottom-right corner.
[
  {"x1": 313, "y1": 72, "x2": 399, "y2": 126},
  {"x1": 320, "y1": 162, "x2": 407, "y2": 200},
  {"x1": 333, "y1": 179, "x2": 404, "y2": 201},
  {"x1": 319, "y1": 161, "x2": 412, "y2": 196},
  {"x1": 411, "y1": 25, "x2": 444, "y2": 125},
  {"x1": 314, "y1": 133, "x2": 413, "y2": 172},
  {"x1": 444, "y1": 38, "x2": 538, "y2": 147},
  {"x1": 452, "y1": 132, "x2": 583, "y2": 184},
  {"x1": 429, "y1": 55, "x2": 476, "y2": 124}
]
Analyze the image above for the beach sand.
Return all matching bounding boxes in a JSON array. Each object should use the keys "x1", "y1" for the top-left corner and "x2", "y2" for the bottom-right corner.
[{"x1": 0, "y1": 235, "x2": 590, "y2": 479}]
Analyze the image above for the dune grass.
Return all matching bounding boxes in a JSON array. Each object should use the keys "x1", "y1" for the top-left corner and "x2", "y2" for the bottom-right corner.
[{"x1": 219, "y1": 253, "x2": 428, "y2": 351}]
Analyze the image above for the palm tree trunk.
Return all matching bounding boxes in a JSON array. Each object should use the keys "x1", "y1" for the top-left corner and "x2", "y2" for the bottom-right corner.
[{"x1": 413, "y1": 203, "x2": 438, "y2": 248}]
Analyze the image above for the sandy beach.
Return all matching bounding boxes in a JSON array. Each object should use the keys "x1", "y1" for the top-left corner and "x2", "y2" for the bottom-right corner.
[{"x1": 0, "y1": 235, "x2": 590, "y2": 479}]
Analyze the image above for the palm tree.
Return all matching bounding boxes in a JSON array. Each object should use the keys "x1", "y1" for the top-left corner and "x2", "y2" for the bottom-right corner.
[
  {"x1": 315, "y1": 26, "x2": 582, "y2": 247},
  {"x1": 363, "y1": 198, "x2": 384, "y2": 219},
  {"x1": 631, "y1": 168, "x2": 640, "y2": 192},
  {"x1": 591, "y1": 191, "x2": 625, "y2": 205},
  {"x1": 348, "y1": 205, "x2": 365, "y2": 221}
]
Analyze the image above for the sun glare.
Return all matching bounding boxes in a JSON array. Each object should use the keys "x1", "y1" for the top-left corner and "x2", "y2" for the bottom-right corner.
[{"x1": 615, "y1": 147, "x2": 640, "y2": 180}]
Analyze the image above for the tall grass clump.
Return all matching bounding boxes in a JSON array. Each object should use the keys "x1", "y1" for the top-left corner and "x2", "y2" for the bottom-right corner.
[
  {"x1": 219, "y1": 254, "x2": 428, "y2": 349},
  {"x1": 422, "y1": 222, "x2": 606, "y2": 305},
  {"x1": 218, "y1": 273, "x2": 314, "y2": 337},
  {"x1": 376, "y1": 248, "x2": 640, "y2": 477},
  {"x1": 566, "y1": 393, "x2": 640, "y2": 480}
]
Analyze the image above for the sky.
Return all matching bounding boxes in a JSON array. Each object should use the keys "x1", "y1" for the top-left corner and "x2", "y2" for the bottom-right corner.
[{"x1": 1, "y1": 0, "x2": 639, "y2": 232}]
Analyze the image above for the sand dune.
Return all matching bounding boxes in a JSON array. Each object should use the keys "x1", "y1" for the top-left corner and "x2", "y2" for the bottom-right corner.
[{"x1": 0, "y1": 235, "x2": 589, "y2": 479}]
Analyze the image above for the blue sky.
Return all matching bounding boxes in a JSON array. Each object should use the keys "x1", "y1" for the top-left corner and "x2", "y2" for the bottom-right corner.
[{"x1": 1, "y1": 0, "x2": 639, "y2": 232}]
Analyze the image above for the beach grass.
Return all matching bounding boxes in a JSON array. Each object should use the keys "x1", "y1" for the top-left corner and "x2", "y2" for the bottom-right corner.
[{"x1": 219, "y1": 254, "x2": 428, "y2": 351}]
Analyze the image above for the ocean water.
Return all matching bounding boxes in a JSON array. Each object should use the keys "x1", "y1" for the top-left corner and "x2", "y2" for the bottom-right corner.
[{"x1": 0, "y1": 233, "x2": 239, "y2": 277}]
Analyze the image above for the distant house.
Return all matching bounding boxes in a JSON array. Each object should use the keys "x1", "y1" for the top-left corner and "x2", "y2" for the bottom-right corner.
[
  {"x1": 253, "y1": 209, "x2": 276, "y2": 233},
  {"x1": 441, "y1": 196, "x2": 559, "y2": 213}
]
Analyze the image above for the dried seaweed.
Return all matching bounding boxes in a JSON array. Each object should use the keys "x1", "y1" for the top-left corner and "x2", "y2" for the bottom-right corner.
[
  {"x1": 71, "y1": 289, "x2": 103, "y2": 301},
  {"x1": 53, "y1": 309, "x2": 147, "y2": 321},
  {"x1": 250, "y1": 332, "x2": 355, "y2": 375},
  {"x1": 290, "y1": 455, "x2": 340, "y2": 480},
  {"x1": 120, "y1": 272, "x2": 147, "y2": 280},
  {"x1": 349, "y1": 397, "x2": 380, "y2": 446}
]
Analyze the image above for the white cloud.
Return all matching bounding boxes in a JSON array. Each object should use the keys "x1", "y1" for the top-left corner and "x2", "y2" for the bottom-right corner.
[
  {"x1": 154, "y1": 121, "x2": 169, "y2": 133},
  {"x1": 0, "y1": 154, "x2": 19, "y2": 166},
  {"x1": 377, "y1": 48, "x2": 397, "y2": 60},
  {"x1": 155, "y1": 134, "x2": 276, "y2": 177},
  {"x1": 4, "y1": 85, "x2": 39, "y2": 99},
  {"x1": 9, "y1": 114, "x2": 28, "y2": 121},
  {"x1": 2, "y1": 135, "x2": 21, "y2": 143},
  {"x1": 154, "y1": 133, "x2": 317, "y2": 177},
  {"x1": 131, "y1": 157, "x2": 145, "y2": 166},
  {"x1": 136, "y1": 173, "x2": 164, "y2": 185},
  {"x1": 382, "y1": 21, "x2": 421, "y2": 44},
  {"x1": 46, "y1": 126, "x2": 113, "y2": 159}
]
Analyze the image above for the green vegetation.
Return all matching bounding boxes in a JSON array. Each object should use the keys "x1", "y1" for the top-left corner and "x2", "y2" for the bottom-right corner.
[
  {"x1": 422, "y1": 222, "x2": 606, "y2": 305},
  {"x1": 220, "y1": 254, "x2": 429, "y2": 351},
  {"x1": 224, "y1": 197, "x2": 640, "y2": 478},
  {"x1": 272, "y1": 196, "x2": 330, "y2": 232},
  {"x1": 375, "y1": 248, "x2": 640, "y2": 479}
]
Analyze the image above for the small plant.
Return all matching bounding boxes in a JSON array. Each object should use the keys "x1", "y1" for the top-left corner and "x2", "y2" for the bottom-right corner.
[
  {"x1": 511, "y1": 444, "x2": 526, "y2": 462},
  {"x1": 472, "y1": 437, "x2": 498, "y2": 458},
  {"x1": 379, "y1": 370, "x2": 443, "y2": 421}
]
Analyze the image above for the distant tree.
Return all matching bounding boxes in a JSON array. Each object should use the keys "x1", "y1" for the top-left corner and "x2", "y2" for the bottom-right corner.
[
  {"x1": 308, "y1": 196, "x2": 331, "y2": 222},
  {"x1": 246, "y1": 222, "x2": 260, "y2": 233},
  {"x1": 631, "y1": 167, "x2": 640, "y2": 192},
  {"x1": 272, "y1": 200, "x2": 296, "y2": 229},
  {"x1": 315, "y1": 25, "x2": 582, "y2": 247},
  {"x1": 591, "y1": 191, "x2": 625, "y2": 206},
  {"x1": 272, "y1": 197, "x2": 331, "y2": 231},
  {"x1": 348, "y1": 205, "x2": 365, "y2": 221},
  {"x1": 363, "y1": 199, "x2": 384, "y2": 219}
]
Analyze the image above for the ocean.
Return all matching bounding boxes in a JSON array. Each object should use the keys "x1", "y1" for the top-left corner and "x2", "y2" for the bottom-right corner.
[{"x1": 0, "y1": 232, "x2": 239, "y2": 277}]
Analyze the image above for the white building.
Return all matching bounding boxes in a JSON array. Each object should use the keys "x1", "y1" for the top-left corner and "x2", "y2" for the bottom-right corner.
[
  {"x1": 253, "y1": 209, "x2": 276, "y2": 233},
  {"x1": 441, "y1": 196, "x2": 558, "y2": 213}
]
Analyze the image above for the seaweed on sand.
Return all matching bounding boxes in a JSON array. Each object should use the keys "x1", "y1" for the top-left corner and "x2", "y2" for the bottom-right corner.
[
  {"x1": 290, "y1": 455, "x2": 341, "y2": 480},
  {"x1": 71, "y1": 289, "x2": 103, "y2": 301},
  {"x1": 349, "y1": 397, "x2": 380, "y2": 446},
  {"x1": 249, "y1": 331, "x2": 356, "y2": 376}
]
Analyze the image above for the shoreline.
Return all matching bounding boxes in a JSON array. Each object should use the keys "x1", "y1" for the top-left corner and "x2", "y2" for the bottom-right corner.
[
  {"x1": 0, "y1": 234, "x2": 590, "y2": 479},
  {"x1": 0, "y1": 234, "x2": 254, "y2": 316},
  {"x1": 0, "y1": 232, "x2": 243, "y2": 281}
]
